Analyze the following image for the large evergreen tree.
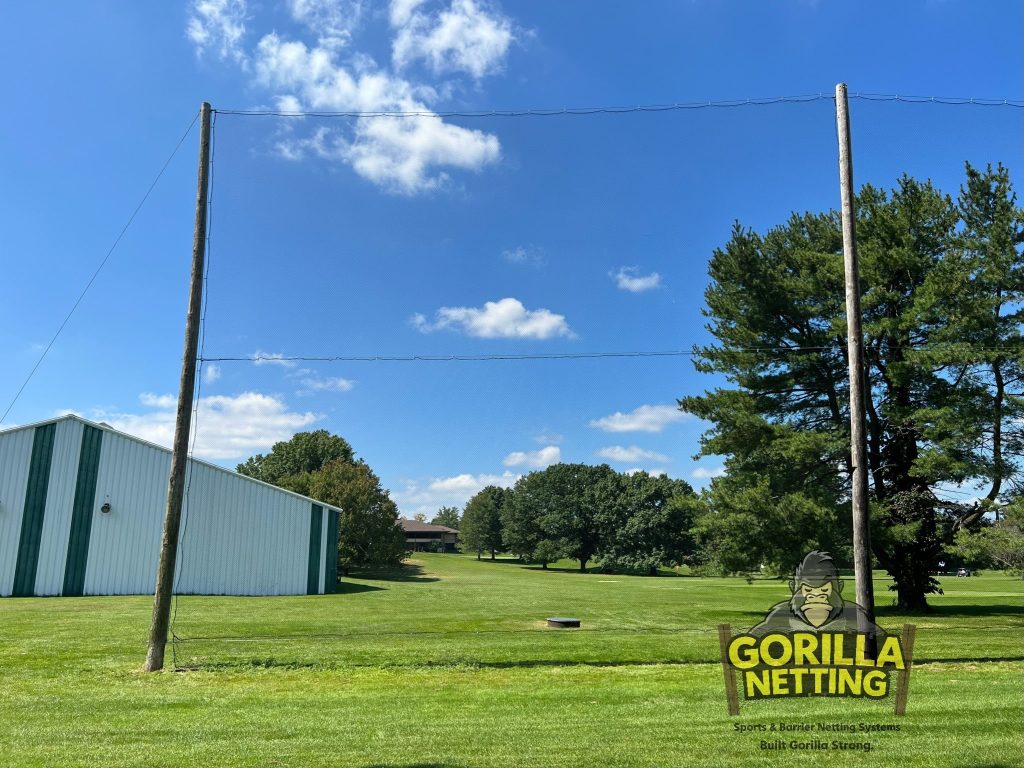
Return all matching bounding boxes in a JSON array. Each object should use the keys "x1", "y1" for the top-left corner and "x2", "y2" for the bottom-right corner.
[{"x1": 682, "y1": 164, "x2": 1024, "y2": 610}]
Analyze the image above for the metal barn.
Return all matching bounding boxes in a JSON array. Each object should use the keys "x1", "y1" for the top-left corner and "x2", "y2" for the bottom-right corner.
[{"x1": 0, "y1": 415, "x2": 340, "y2": 597}]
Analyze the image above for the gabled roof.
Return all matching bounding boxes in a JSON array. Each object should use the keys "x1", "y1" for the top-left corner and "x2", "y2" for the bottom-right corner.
[
  {"x1": 398, "y1": 519, "x2": 458, "y2": 534},
  {"x1": 0, "y1": 413, "x2": 342, "y2": 512}
]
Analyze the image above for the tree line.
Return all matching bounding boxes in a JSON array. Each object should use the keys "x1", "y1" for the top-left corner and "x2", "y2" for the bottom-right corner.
[{"x1": 455, "y1": 465, "x2": 698, "y2": 574}]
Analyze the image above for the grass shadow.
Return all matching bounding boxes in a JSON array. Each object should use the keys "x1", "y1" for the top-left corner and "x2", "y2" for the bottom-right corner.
[
  {"x1": 480, "y1": 558, "x2": 692, "y2": 577},
  {"x1": 349, "y1": 563, "x2": 440, "y2": 583},
  {"x1": 334, "y1": 581, "x2": 386, "y2": 595},
  {"x1": 875, "y1": 603, "x2": 1024, "y2": 619}
]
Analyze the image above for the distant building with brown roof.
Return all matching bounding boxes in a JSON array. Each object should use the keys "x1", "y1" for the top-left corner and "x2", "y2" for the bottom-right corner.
[{"x1": 398, "y1": 519, "x2": 459, "y2": 553}]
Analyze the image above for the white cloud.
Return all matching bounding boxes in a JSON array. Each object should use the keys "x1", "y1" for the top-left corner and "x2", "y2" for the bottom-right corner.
[
  {"x1": 187, "y1": 0, "x2": 249, "y2": 64},
  {"x1": 692, "y1": 466, "x2": 727, "y2": 480},
  {"x1": 252, "y1": 351, "x2": 298, "y2": 367},
  {"x1": 289, "y1": 0, "x2": 363, "y2": 50},
  {"x1": 503, "y1": 245, "x2": 546, "y2": 267},
  {"x1": 390, "y1": 0, "x2": 427, "y2": 26},
  {"x1": 612, "y1": 267, "x2": 661, "y2": 293},
  {"x1": 503, "y1": 445, "x2": 560, "y2": 468},
  {"x1": 204, "y1": 363, "x2": 222, "y2": 384},
  {"x1": 344, "y1": 112, "x2": 500, "y2": 194},
  {"x1": 298, "y1": 375, "x2": 356, "y2": 393},
  {"x1": 391, "y1": 0, "x2": 513, "y2": 79},
  {"x1": 590, "y1": 404, "x2": 688, "y2": 433},
  {"x1": 412, "y1": 297, "x2": 573, "y2": 339},
  {"x1": 394, "y1": 469, "x2": 518, "y2": 517},
  {"x1": 532, "y1": 430, "x2": 563, "y2": 445},
  {"x1": 596, "y1": 445, "x2": 669, "y2": 464},
  {"x1": 625, "y1": 467, "x2": 667, "y2": 478},
  {"x1": 87, "y1": 392, "x2": 321, "y2": 461},
  {"x1": 253, "y1": 33, "x2": 502, "y2": 194}
]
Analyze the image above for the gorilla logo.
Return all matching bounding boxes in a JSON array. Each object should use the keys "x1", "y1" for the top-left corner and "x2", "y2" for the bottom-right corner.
[{"x1": 749, "y1": 551, "x2": 885, "y2": 641}]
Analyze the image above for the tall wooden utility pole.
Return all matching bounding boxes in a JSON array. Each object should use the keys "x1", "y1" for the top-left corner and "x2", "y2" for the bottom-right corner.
[
  {"x1": 835, "y1": 83, "x2": 876, "y2": 631},
  {"x1": 144, "y1": 102, "x2": 212, "y2": 672}
]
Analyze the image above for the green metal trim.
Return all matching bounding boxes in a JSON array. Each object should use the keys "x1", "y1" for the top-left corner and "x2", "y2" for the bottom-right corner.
[
  {"x1": 62, "y1": 425, "x2": 104, "y2": 596},
  {"x1": 325, "y1": 508, "x2": 339, "y2": 594},
  {"x1": 307, "y1": 504, "x2": 323, "y2": 595},
  {"x1": 13, "y1": 424, "x2": 56, "y2": 597}
]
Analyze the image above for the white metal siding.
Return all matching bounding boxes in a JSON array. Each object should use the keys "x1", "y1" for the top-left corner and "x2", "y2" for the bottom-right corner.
[
  {"x1": 175, "y1": 463, "x2": 311, "y2": 595},
  {"x1": 0, "y1": 428, "x2": 36, "y2": 597},
  {"x1": 84, "y1": 430, "x2": 169, "y2": 595},
  {"x1": 33, "y1": 419, "x2": 84, "y2": 595}
]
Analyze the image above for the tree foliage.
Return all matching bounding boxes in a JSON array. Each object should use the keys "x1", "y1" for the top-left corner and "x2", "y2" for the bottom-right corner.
[
  {"x1": 502, "y1": 464, "x2": 617, "y2": 571},
  {"x1": 431, "y1": 506, "x2": 462, "y2": 530},
  {"x1": 502, "y1": 464, "x2": 700, "y2": 574},
  {"x1": 237, "y1": 430, "x2": 355, "y2": 485},
  {"x1": 307, "y1": 460, "x2": 407, "y2": 575},
  {"x1": 461, "y1": 486, "x2": 508, "y2": 559},
  {"x1": 237, "y1": 431, "x2": 405, "y2": 575},
  {"x1": 681, "y1": 163, "x2": 1024, "y2": 609},
  {"x1": 953, "y1": 505, "x2": 1024, "y2": 575},
  {"x1": 597, "y1": 472, "x2": 699, "y2": 574}
]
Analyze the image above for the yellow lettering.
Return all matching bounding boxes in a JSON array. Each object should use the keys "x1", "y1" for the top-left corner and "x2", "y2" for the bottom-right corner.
[
  {"x1": 793, "y1": 633, "x2": 819, "y2": 666},
  {"x1": 811, "y1": 667, "x2": 830, "y2": 694},
  {"x1": 876, "y1": 637, "x2": 905, "y2": 670},
  {"x1": 745, "y1": 670, "x2": 771, "y2": 697},
  {"x1": 761, "y1": 634, "x2": 793, "y2": 667},
  {"x1": 838, "y1": 667, "x2": 862, "y2": 695},
  {"x1": 771, "y1": 668, "x2": 790, "y2": 695},
  {"x1": 729, "y1": 636, "x2": 759, "y2": 670},
  {"x1": 789, "y1": 667, "x2": 808, "y2": 695},
  {"x1": 855, "y1": 634, "x2": 870, "y2": 666},
  {"x1": 863, "y1": 670, "x2": 888, "y2": 698},
  {"x1": 833, "y1": 635, "x2": 853, "y2": 666}
]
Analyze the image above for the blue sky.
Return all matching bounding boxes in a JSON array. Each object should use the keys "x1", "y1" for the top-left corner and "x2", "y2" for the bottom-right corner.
[{"x1": 1, "y1": 0, "x2": 1022, "y2": 517}]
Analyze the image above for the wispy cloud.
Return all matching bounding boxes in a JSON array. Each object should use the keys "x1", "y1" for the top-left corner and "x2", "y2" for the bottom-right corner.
[
  {"x1": 204, "y1": 363, "x2": 222, "y2": 384},
  {"x1": 590, "y1": 404, "x2": 688, "y2": 433},
  {"x1": 298, "y1": 374, "x2": 356, "y2": 393},
  {"x1": 612, "y1": 266, "x2": 661, "y2": 293},
  {"x1": 532, "y1": 430, "x2": 563, "y2": 445},
  {"x1": 252, "y1": 351, "x2": 298, "y2": 367},
  {"x1": 81, "y1": 392, "x2": 320, "y2": 461},
  {"x1": 187, "y1": 0, "x2": 249, "y2": 64},
  {"x1": 412, "y1": 297, "x2": 574, "y2": 339},
  {"x1": 502, "y1": 245, "x2": 546, "y2": 267},
  {"x1": 289, "y1": 0, "x2": 364, "y2": 50},
  {"x1": 596, "y1": 445, "x2": 669, "y2": 464},
  {"x1": 692, "y1": 466, "x2": 726, "y2": 480},
  {"x1": 503, "y1": 445, "x2": 560, "y2": 468},
  {"x1": 391, "y1": 0, "x2": 514, "y2": 79}
]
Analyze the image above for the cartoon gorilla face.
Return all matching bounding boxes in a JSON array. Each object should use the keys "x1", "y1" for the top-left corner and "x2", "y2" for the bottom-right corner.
[{"x1": 788, "y1": 551, "x2": 845, "y2": 628}]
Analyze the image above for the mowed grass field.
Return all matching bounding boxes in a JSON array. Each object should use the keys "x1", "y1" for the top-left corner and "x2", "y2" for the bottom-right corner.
[{"x1": 1, "y1": 555, "x2": 1021, "y2": 767}]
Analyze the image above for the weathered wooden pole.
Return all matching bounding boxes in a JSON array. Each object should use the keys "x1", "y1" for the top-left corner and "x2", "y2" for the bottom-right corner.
[
  {"x1": 835, "y1": 83, "x2": 876, "y2": 632},
  {"x1": 144, "y1": 102, "x2": 212, "y2": 672}
]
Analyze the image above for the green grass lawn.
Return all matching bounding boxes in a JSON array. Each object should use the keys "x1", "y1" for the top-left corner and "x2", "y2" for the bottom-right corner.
[{"x1": 1, "y1": 555, "x2": 1021, "y2": 767}]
